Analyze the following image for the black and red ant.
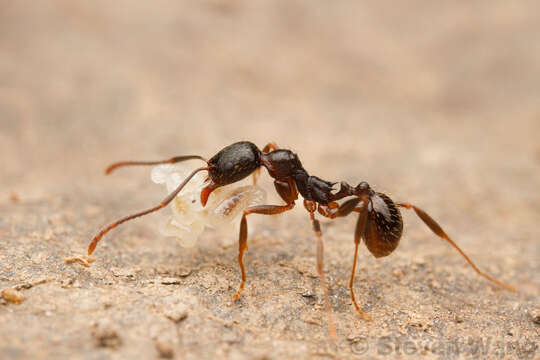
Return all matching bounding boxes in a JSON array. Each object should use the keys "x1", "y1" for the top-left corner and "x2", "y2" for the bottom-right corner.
[{"x1": 89, "y1": 141, "x2": 515, "y2": 337}]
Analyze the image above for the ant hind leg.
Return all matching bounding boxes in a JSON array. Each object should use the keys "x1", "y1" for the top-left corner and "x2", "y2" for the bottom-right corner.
[
  {"x1": 397, "y1": 202, "x2": 515, "y2": 291},
  {"x1": 349, "y1": 198, "x2": 371, "y2": 320}
]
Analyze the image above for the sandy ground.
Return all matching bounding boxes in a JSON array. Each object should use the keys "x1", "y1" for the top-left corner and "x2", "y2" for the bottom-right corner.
[{"x1": 1, "y1": 1, "x2": 539, "y2": 359}]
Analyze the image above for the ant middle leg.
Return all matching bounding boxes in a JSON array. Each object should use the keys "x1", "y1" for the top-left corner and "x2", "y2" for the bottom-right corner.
[
  {"x1": 233, "y1": 202, "x2": 295, "y2": 300},
  {"x1": 397, "y1": 202, "x2": 515, "y2": 291},
  {"x1": 304, "y1": 200, "x2": 337, "y2": 338},
  {"x1": 234, "y1": 179, "x2": 298, "y2": 300},
  {"x1": 315, "y1": 197, "x2": 371, "y2": 320}
]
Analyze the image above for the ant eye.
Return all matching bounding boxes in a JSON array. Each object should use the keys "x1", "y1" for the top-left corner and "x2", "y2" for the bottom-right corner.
[{"x1": 224, "y1": 162, "x2": 234, "y2": 171}]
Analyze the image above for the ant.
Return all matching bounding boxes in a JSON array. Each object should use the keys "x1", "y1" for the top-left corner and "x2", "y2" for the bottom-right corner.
[{"x1": 89, "y1": 141, "x2": 515, "y2": 337}]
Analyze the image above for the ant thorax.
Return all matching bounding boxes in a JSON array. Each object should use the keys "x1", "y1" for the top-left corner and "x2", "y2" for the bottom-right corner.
[{"x1": 151, "y1": 164, "x2": 266, "y2": 247}]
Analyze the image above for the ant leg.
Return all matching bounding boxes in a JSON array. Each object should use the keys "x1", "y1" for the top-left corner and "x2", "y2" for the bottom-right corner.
[
  {"x1": 318, "y1": 198, "x2": 364, "y2": 220},
  {"x1": 233, "y1": 203, "x2": 295, "y2": 300},
  {"x1": 105, "y1": 155, "x2": 206, "y2": 175},
  {"x1": 262, "y1": 142, "x2": 278, "y2": 153},
  {"x1": 397, "y1": 203, "x2": 515, "y2": 291},
  {"x1": 335, "y1": 198, "x2": 361, "y2": 217},
  {"x1": 349, "y1": 198, "x2": 371, "y2": 320},
  {"x1": 88, "y1": 166, "x2": 209, "y2": 255},
  {"x1": 234, "y1": 179, "x2": 298, "y2": 300},
  {"x1": 304, "y1": 200, "x2": 337, "y2": 339}
]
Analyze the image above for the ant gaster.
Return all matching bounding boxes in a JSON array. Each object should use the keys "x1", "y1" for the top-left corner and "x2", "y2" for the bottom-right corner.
[{"x1": 89, "y1": 141, "x2": 515, "y2": 337}]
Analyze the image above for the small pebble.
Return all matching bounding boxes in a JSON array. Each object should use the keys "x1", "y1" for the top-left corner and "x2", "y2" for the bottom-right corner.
[
  {"x1": 65, "y1": 256, "x2": 95, "y2": 268},
  {"x1": 14, "y1": 278, "x2": 49, "y2": 291},
  {"x1": 92, "y1": 320, "x2": 122, "y2": 348},
  {"x1": 111, "y1": 268, "x2": 135, "y2": 277},
  {"x1": 392, "y1": 268, "x2": 404, "y2": 278},
  {"x1": 1, "y1": 288, "x2": 24, "y2": 304},
  {"x1": 161, "y1": 278, "x2": 182, "y2": 285},
  {"x1": 156, "y1": 341, "x2": 174, "y2": 359},
  {"x1": 177, "y1": 268, "x2": 192, "y2": 277},
  {"x1": 164, "y1": 305, "x2": 188, "y2": 323}
]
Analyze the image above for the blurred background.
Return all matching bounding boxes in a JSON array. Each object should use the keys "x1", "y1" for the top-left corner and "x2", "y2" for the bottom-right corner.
[
  {"x1": 2, "y1": 1, "x2": 539, "y2": 198},
  {"x1": 1, "y1": 1, "x2": 539, "y2": 359}
]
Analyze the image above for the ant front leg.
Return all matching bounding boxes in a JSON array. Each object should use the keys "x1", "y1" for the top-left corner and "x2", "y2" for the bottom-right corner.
[
  {"x1": 397, "y1": 202, "x2": 515, "y2": 291},
  {"x1": 234, "y1": 178, "x2": 297, "y2": 300},
  {"x1": 252, "y1": 142, "x2": 279, "y2": 185},
  {"x1": 262, "y1": 142, "x2": 278, "y2": 153}
]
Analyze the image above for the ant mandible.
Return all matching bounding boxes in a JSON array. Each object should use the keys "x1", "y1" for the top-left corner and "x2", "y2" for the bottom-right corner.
[{"x1": 88, "y1": 141, "x2": 515, "y2": 337}]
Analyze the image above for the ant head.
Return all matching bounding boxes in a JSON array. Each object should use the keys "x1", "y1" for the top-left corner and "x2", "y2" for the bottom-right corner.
[
  {"x1": 202, "y1": 142, "x2": 262, "y2": 207},
  {"x1": 207, "y1": 141, "x2": 261, "y2": 186}
]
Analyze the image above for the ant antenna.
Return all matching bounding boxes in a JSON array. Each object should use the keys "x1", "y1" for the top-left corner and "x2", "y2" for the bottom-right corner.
[
  {"x1": 398, "y1": 203, "x2": 515, "y2": 291},
  {"x1": 105, "y1": 155, "x2": 207, "y2": 175},
  {"x1": 88, "y1": 166, "x2": 209, "y2": 255}
]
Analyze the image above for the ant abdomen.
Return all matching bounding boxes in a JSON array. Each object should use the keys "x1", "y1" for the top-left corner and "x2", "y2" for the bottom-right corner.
[{"x1": 364, "y1": 192, "x2": 403, "y2": 258}]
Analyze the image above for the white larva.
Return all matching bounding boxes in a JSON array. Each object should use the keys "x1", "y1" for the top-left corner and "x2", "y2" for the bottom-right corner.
[{"x1": 151, "y1": 164, "x2": 267, "y2": 247}]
